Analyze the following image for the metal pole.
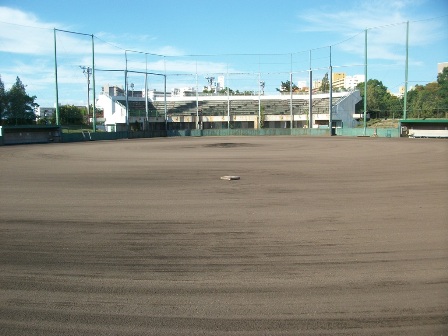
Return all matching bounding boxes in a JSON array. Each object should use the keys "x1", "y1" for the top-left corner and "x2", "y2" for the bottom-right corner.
[
  {"x1": 364, "y1": 29, "x2": 368, "y2": 135},
  {"x1": 308, "y1": 50, "x2": 312, "y2": 129},
  {"x1": 87, "y1": 68, "x2": 90, "y2": 126},
  {"x1": 53, "y1": 28, "x2": 60, "y2": 125},
  {"x1": 403, "y1": 21, "x2": 409, "y2": 120},
  {"x1": 91, "y1": 35, "x2": 96, "y2": 132},
  {"x1": 164, "y1": 74, "x2": 167, "y2": 132},
  {"x1": 329, "y1": 46, "x2": 333, "y2": 135},
  {"x1": 290, "y1": 53, "x2": 293, "y2": 130},
  {"x1": 258, "y1": 72, "x2": 261, "y2": 129},
  {"x1": 164, "y1": 57, "x2": 167, "y2": 132},
  {"x1": 290, "y1": 72, "x2": 293, "y2": 129},
  {"x1": 195, "y1": 63, "x2": 199, "y2": 129},
  {"x1": 125, "y1": 51, "x2": 129, "y2": 134},
  {"x1": 227, "y1": 84, "x2": 230, "y2": 129},
  {"x1": 145, "y1": 53, "x2": 148, "y2": 131},
  {"x1": 227, "y1": 62, "x2": 230, "y2": 130}
]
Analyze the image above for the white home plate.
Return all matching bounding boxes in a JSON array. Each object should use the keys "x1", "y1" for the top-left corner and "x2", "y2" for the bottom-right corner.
[{"x1": 220, "y1": 176, "x2": 240, "y2": 180}]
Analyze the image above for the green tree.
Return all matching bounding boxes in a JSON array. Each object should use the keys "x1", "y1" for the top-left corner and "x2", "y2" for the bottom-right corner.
[
  {"x1": 0, "y1": 75, "x2": 5, "y2": 125},
  {"x1": 218, "y1": 87, "x2": 235, "y2": 95},
  {"x1": 408, "y1": 83, "x2": 441, "y2": 118},
  {"x1": 276, "y1": 80, "x2": 298, "y2": 93},
  {"x1": 437, "y1": 67, "x2": 448, "y2": 117},
  {"x1": 386, "y1": 94, "x2": 402, "y2": 119},
  {"x1": 356, "y1": 79, "x2": 397, "y2": 119},
  {"x1": 52, "y1": 105, "x2": 84, "y2": 125},
  {"x1": 3, "y1": 76, "x2": 37, "y2": 125}
]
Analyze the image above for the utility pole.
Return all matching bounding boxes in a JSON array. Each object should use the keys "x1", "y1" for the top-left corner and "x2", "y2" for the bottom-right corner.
[
  {"x1": 205, "y1": 77, "x2": 215, "y2": 93},
  {"x1": 80, "y1": 66, "x2": 92, "y2": 125}
]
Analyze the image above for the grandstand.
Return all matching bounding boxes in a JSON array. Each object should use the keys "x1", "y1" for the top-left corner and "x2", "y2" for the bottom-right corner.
[{"x1": 97, "y1": 86, "x2": 361, "y2": 132}]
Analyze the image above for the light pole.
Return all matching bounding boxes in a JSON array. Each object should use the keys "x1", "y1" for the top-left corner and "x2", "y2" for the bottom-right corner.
[
  {"x1": 205, "y1": 77, "x2": 215, "y2": 94},
  {"x1": 258, "y1": 79, "x2": 265, "y2": 129},
  {"x1": 80, "y1": 66, "x2": 92, "y2": 125}
]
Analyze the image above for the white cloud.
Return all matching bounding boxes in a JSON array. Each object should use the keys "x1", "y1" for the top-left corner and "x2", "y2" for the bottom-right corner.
[
  {"x1": 295, "y1": 0, "x2": 441, "y2": 62},
  {"x1": 0, "y1": 6, "x2": 224, "y2": 105},
  {"x1": 0, "y1": 7, "x2": 57, "y2": 55}
]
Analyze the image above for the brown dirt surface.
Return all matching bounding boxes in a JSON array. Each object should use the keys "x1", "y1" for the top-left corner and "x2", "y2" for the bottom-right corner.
[{"x1": 1, "y1": 136, "x2": 447, "y2": 335}]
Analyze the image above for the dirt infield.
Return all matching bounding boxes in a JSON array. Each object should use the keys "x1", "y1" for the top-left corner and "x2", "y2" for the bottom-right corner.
[{"x1": 1, "y1": 136, "x2": 447, "y2": 335}]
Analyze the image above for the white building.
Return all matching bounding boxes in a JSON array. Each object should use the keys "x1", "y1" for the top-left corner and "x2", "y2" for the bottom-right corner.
[
  {"x1": 344, "y1": 75, "x2": 365, "y2": 90},
  {"x1": 217, "y1": 76, "x2": 225, "y2": 91},
  {"x1": 332, "y1": 73, "x2": 365, "y2": 90},
  {"x1": 35, "y1": 106, "x2": 56, "y2": 120},
  {"x1": 171, "y1": 87, "x2": 196, "y2": 97}
]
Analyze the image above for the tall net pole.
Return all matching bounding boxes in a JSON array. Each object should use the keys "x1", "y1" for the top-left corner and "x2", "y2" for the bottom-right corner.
[
  {"x1": 290, "y1": 54, "x2": 293, "y2": 130},
  {"x1": 53, "y1": 28, "x2": 60, "y2": 125},
  {"x1": 91, "y1": 35, "x2": 96, "y2": 132},
  {"x1": 125, "y1": 51, "x2": 129, "y2": 133},
  {"x1": 403, "y1": 21, "x2": 409, "y2": 120},
  {"x1": 308, "y1": 50, "x2": 313, "y2": 129},
  {"x1": 145, "y1": 54, "x2": 148, "y2": 131},
  {"x1": 363, "y1": 29, "x2": 368, "y2": 135},
  {"x1": 329, "y1": 46, "x2": 333, "y2": 135}
]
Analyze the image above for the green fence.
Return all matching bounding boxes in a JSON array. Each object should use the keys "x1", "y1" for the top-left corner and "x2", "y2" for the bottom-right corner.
[
  {"x1": 336, "y1": 128, "x2": 399, "y2": 137},
  {"x1": 169, "y1": 128, "x2": 330, "y2": 137},
  {"x1": 60, "y1": 127, "x2": 399, "y2": 142},
  {"x1": 61, "y1": 130, "x2": 167, "y2": 142}
]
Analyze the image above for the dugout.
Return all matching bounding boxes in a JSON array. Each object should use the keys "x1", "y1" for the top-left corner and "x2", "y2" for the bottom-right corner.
[
  {"x1": 399, "y1": 119, "x2": 448, "y2": 138},
  {"x1": 1, "y1": 125, "x2": 62, "y2": 145}
]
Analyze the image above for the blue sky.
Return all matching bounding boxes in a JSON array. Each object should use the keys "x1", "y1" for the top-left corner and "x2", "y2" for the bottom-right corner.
[{"x1": 0, "y1": 0, "x2": 447, "y2": 107}]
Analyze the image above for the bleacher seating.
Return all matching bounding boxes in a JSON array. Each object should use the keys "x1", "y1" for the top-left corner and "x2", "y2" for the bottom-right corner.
[{"x1": 117, "y1": 97, "x2": 338, "y2": 117}]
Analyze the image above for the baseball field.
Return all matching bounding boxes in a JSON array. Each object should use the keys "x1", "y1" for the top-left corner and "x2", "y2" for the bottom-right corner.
[{"x1": 1, "y1": 136, "x2": 447, "y2": 335}]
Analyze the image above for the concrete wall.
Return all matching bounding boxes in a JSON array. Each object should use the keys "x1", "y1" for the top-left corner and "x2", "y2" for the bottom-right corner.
[{"x1": 332, "y1": 91, "x2": 362, "y2": 128}]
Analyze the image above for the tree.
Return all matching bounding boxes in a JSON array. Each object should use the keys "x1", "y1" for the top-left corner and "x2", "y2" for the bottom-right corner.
[
  {"x1": 2, "y1": 76, "x2": 37, "y2": 125},
  {"x1": 386, "y1": 94, "x2": 402, "y2": 119},
  {"x1": 0, "y1": 76, "x2": 5, "y2": 125},
  {"x1": 356, "y1": 79, "x2": 397, "y2": 119},
  {"x1": 276, "y1": 80, "x2": 298, "y2": 93},
  {"x1": 405, "y1": 67, "x2": 448, "y2": 119},
  {"x1": 408, "y1": 83, "x2": 441, "y2": 118},
  {"x1": 52, "y1": 105, "x2": 84, "y2": 125},
  {"x1": 202, "y1": 87, "x2": 215, "y2": 94},
  {"x1": 437, "y1": 67, "x2": 448, "y2": 117},
  {"x1": 218, "y1": 87, "x2": 235, "y2": 95}
]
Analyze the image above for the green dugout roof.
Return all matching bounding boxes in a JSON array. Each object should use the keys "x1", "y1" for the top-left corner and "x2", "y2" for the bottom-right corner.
[{"x1": 1, "y1": 125, "x2": 61, "y2": 130}]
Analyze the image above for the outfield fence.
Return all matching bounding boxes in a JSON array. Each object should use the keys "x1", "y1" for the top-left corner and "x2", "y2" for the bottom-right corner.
[{"x1": 57, "y1": 127, "x2": 400, "y2": 143}]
